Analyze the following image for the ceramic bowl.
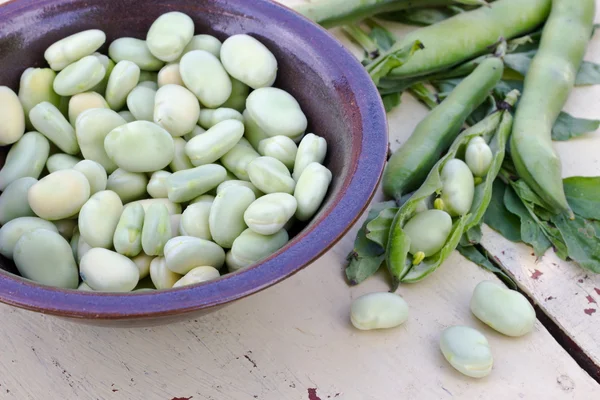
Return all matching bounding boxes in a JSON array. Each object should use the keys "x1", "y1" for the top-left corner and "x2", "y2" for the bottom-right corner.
[{"x1": 0, "y1": 0, "x2": 387, "y2": 325}]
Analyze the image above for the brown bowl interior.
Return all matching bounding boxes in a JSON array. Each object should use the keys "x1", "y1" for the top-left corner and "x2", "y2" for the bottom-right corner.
[{"x1": 0, "y1": 0, "x2": 387, "y2": 324}]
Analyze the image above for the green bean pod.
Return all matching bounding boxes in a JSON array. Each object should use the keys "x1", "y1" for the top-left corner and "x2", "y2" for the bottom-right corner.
[
  {"x1": 382, "y1": 91, "x2": 517, "y2": 288},
  {"x1": 510, "y1": 0, "x2": 595, "y2": 217},
  {"x1": 382, "y1": 57, "x2": 503, "y2": 202},
  {"x1": 382, "y1": 0, "x2": 551, "y2": 79}
]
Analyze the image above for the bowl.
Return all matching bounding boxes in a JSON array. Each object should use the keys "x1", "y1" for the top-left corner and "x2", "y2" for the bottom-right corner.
[{"x1": 0, "y1": 0, "x2": 388, "y2": 325}]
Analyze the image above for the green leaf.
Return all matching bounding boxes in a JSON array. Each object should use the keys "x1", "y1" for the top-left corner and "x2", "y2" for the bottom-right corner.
[
  {"x1": 552, "y1": 213, "x2": 600, "y2": 273},
  {"x1": 465, "y1": 223, "x2": 483, "y2": 245},
  {"x1": 484, "y1": 179, "x2": 522, "y2": 242},
  {"x1": 345, "y1": 201, "x2": 396, "y2": 285},
  {"x1": 466, "y1": 95, "x2": 496, "y2": 125},
  {"x1": 551, "y1": 111, "x2": 600, "y2": 141},
  {"x1": 575, "y1": 61, "x2": 600, "y2": 86},
  {"x1": 365, "y1": 207, "x2": 399, "y2": 248},
  {"x1": 366, "y1": 20, "x2": 396, "y2": 51},
  {"x1": 408, "y1": 83, "x2": 438, "y2": 109},
  {"x1": 457, "y1": 245, "x2": 517, "y2": 289},
  {"x1": 510, "y1": 179, "x2": 553, "y2": 211},
  {"x1": 504, "y1": 185, "x2": 551, "y2": 257},
  {"x1": 563, "y1": 176, "x2": 600, "y2": 220},
  {"x1": 382, "y1": 92, "x2": 402, "y2": 112},
  {"x1": 368, "y1": 40, "x2": 424, "y2": 85},
  {"x1": 538, "y1": 219, "x2": 569, "y2": 260},
  {"x1": 502, "y1": 51, "x2": 535, "y2": 76}
]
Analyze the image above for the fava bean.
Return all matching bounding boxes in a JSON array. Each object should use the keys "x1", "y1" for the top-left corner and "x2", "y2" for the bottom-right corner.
[
  {"x1": 157, "y1": 63, "x2": 184, "y2": 87},
  {"x1": 0, "y1": 177, "x2": 37, "y2": 224},
  {"x1": 244, "y1": 193, "x2": 296, "y2": 235},
  {"x1": 147, "y1": 12, "x2": 194, "y2": 62},
  {"x1": 440, "y1": 326, "x2": 493, "y2": 378},
  {"x1": 221, "y1": 77, "x2": 250, "y2": 112},
  {"x1": 179, "y1": 202, "x2": 212, "y2": 240},
  {"x1": 198, "y1": 108, "x2": 243, "y2": 129},
  {"x1": 258, "y1": 136, "x2": 297, "y2": 170},
  {"x1": 465, "y1": 136, "x2": 493, "y2": 177},
  {"x1": 183, "y1": 125, "x2": 206, "y2": 141},
  {"x1": 403, "y1": 209, "x2": 452, "y2": 258},
  {"x1": 138, "y1": 81, "x2": 158, "y2": 90},
  {"x1": 220, "y1": 137, "x2": 260, "y2": 181},
  {"x1": 170, "y1": 137, "x2": 194, "y2": 172},
  {"x1": 0, "y1": 132, "x2": 50, "y2": 191},
  {"x1": 247, "y1": 156, "x2": 295, "y2": 194},
  {"x1": 0, "y1": 217, "x2": 58, "y2": 258},
  {"x1": 53, "y1": 55, "x2": 106, "y2": 96},
  {"x1": 186, "y1": 119, "x2": 244, "y2": 166},
  {"x1": 46, "y1": 153, "x2": 81, "y2": 173},
  {"x1": 68, "y1": 91, "x2": 109, "y2": 124},
  {"x1": 440, "y1": 159, "x2": 474, "y2": 217},
  {"x1": 75, "y1": 108, "x2": 126, "y2": 173},
  {"x1": 217, "y1": 180, "x2": 263, "y2": 198},
  {"x1": 14, "y1": 229, "x2": 79, "y2": 289},
  {"x1": 294, "y1": 162, "x2": 331, "y2": 221},
  {"x1": 147, "y1": 170, "x2": 172, "y2": 198},
  {"x1": 126, "y1": 86, "x2": 156, "y2": 121},
  {"x1": 180, "y1": 50, "x2": 232, "y2": 108},
  {"x1": 107, "y1": 168, "x2": 148, "y2": 203},
  {"x1": 91, "y1": 53, "x2": 114, "y2": 95},
  {"x1": 30, "y1": 101, "x2": 79, "y2": 154},
  {"x1": 177, "y1": 34, "x2": 222, "y2": 60},
  {"x1": 53, "y1": 218, "x2": 77, "y2": 241},
  {"x1": 350, "y1": 292, "x2": 409, "y2": 330},
  {"x1": 228, "y1": 228, "x2": 288, "y2": 271},
  {"x1": 108, "y1": 38, "x2": 164, "y2": 71},
  {"x1": 125, "y1": 198, "x2": 181, "y2": 215},
  {"x1": 141, "y1": 204, "x2": 171, "y2": 256},
  {"x1": 166, "y1": 163, "x2": 226, "y2": 202},
  {"x1": 78, "y1": 190, "x2": 123, "y2": 248},
  {"x1": 246, "y1": 87, "x2": 307, "y2": 140},
  {"x1": 104, "y1": 121, "x2": 175, "y2": 172},
  {"x1": 169, "y1": 214, "x2": 181, "y2": 237},
  {"x1": 154, "y1": 84, "x2": 200, "y2": 137},
  {"x1": 243, "y1": 109, "x2": 269, "y2": 149},
  {"x1": 28, "y1": 169, "x2": 90, "y2": 220},
  {"x1": 70, "y1": 228, "x2": 79, "y2": 260},
  {"x1": 189, "y1": 194, "x2": 215, "y2": 205},
  {"x1": 470, "y1": 280, "x2": 535, "y2": 337},
  {"x1": 131, "y1": 253, "x2": 153, "y2": 280},
  {"x1": 18, "y1": 68, "x2": 61, "y2": 129},
  {"x1": 113, "y1": 203, "x2": 145, "y2": 256},
  {"x1": 78, "y1": 282, "x2": 93, "y2": 291},
  {"x1": 106, "y1": 60, "x2": 140, "y2": 110},
  {"x1": 0, "y1": 86, "x2": 25, "y2": 145},
  {"x1": 209, "y1": 186, "x2": 256, "y2": 248},
  {"x1": 173, "y1": 266, "x2": 220, "y2": 288},
  {"x1": 149, "y1": 256, "x2": 181, "y2": 289},
  {"x1": 220, "y1": 34, "x2": 277, "y2": 89},
  {"x1": 163, "y1": 236, "x2": 225, "y2": 274},
  {"x1": 292, "y1": 133, "x2": 327, "y2": 180},
  {"x1": 77, "y1": 235, "x2": 92, "y2": 264},
  {"x1": 44, "y1": 29, "x2": 106, "y2": 71},
  {"x1": 118, "y1": 110, "x2": 136, "y2": 123},
  {"x1": 80, "y1": 248, "x2": 139, "y2": 292},
  {"x1": 73, "y1": 160, "x2": 108, "y2": 195}
]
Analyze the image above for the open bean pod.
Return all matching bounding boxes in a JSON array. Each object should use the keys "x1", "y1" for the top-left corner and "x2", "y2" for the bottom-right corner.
[{"x1": 374, "y1": 90, "x2": 518, "y2": 288}]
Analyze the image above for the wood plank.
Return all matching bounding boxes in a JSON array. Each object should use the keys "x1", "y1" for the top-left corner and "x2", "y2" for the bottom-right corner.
[{"x1": 479, "y1": 1, "x2": 600, "y2": 377}]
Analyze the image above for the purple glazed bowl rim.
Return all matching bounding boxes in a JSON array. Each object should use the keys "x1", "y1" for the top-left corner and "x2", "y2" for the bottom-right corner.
[{"x1": 0, "y1": 0, "x2": 388, "y2": 320}]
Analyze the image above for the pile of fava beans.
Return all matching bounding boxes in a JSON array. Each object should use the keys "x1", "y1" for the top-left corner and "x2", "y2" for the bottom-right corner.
[{"x1": 0, "y1": 11, "x2": 332, "y2": 293}]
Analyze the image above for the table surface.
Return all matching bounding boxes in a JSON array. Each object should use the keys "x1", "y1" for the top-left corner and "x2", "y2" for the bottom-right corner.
[{"x1": 1, "y1": 0, "x2": 600, "y2": 399}]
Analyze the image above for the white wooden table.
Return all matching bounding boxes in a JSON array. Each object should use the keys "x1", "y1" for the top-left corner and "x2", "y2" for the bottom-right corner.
[{"x1": 1, "y1": 1, "x2": 600, "y2": 399}]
